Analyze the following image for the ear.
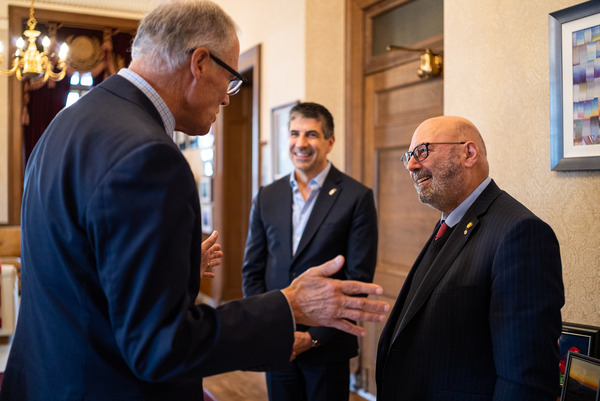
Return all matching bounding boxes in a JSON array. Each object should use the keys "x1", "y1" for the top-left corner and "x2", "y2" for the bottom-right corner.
[
  {"x1": 189, "y1": 47, "x2": 211, "y2": 79},
  {"x1": 463, "y1": 141, "x2": 479, "y2": 168},
  {"x1": 326, "y1": 135, "x2": 335, "y2": 152}
]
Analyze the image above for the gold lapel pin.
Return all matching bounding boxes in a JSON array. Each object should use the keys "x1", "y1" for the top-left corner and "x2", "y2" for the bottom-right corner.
[
  {"x1": 329, "y1": 188, "x2": 337, "y2": 196},
  {"x1": 464, "y1": 221, "x2": 473, "y2": 235}
]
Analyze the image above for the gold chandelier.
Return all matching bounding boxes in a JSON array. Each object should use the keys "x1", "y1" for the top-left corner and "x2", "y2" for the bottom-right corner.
[{"x1": 0, "y1": 0, "x2": 69, "y2": 82}]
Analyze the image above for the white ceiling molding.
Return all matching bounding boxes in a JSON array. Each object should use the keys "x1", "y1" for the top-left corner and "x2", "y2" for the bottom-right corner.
[{"x1": 6, "y1": 0, "x2": 160, "y2": 19}]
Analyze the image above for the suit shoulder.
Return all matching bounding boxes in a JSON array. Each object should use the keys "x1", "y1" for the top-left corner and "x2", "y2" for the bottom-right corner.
[
  {"x1": 260, "y1": 175, "x2": 291, "y2": 194},
  {"x1": 486, "y1": 190, "x2": 555, "y2": 236}
]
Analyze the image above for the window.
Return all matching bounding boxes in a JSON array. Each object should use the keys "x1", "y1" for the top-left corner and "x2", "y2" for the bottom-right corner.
[{"x1": 65, "y1": 71, "x2": 94, "y2": 107}]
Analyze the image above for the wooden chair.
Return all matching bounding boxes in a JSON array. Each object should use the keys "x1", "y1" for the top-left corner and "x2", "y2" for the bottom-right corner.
[
  {"x1": 0, "y1": 226, "x2": 20, "y2": 291},
  {"x1": 0, "y1": 226, "x2": 20, "y2": 337}
]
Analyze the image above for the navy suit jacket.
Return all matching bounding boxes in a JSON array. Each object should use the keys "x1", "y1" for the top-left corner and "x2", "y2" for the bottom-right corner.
[
  {"x1": 0, "y1": 75, "x2": 294, "y2": 401},
  {"x1": 376, "y1": 180, "x2": 564, "y2": 401},
  {"x1": 242, "y1": 166, "x2": 378, "y2": 364}
]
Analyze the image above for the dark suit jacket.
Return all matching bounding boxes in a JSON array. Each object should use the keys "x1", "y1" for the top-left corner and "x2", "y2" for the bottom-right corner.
[
  {"x1": 242, "y1": 166, "x2": 378, "y2": 364},
  {"x1": 376, "y1": 180, "x2": 564, "y2": 401},
  {"x1": 0, "y1": 75, "x2": 294, "y2": 401}
]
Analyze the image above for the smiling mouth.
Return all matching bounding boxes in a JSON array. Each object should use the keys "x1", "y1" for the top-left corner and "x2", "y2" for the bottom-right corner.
[
  {"x1": 292, "y1": 149, "x2": 313, "y2": 158},
  {"x1": 414, "y1": 175, "x2": 431, "y2": 185}
]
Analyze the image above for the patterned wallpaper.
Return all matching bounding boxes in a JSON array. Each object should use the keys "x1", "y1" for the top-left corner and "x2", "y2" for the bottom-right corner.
[{"x1": 445, "y1": 0, "x2": 600, "y2": 325}]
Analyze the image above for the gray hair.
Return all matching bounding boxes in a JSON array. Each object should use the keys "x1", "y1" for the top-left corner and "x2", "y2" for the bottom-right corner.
[{"x1": 131, "y1": 0, "x2": 239, "y2": 73}]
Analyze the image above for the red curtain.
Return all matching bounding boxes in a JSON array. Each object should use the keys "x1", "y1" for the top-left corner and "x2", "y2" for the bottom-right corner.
[{"x1": 22, "y1": 24, "x2": 133, "y2": 166}]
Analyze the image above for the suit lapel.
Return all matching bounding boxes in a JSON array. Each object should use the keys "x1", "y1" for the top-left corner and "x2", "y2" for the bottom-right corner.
[
  {"x1": 292, "y1": 166, "x2": 342, "y2": 262},
  {"x1": 278, "y1": 178, "x2": 294, "y2": 260},
  {"x1": 390, "y1": 181, "x2": 503, "y2": 344}
]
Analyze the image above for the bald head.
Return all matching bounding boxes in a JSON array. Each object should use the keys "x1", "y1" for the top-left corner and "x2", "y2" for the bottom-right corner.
[{"x1": 407, "y1": 116, "x2": 490, "y2": 214}]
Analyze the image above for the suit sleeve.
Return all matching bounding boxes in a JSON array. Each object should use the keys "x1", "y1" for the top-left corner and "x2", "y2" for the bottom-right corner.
[
  {"x1": 308, "y1": 187, "x2": 378, "y2": 346},
  {"x1": 87, "y1": 143, "x2": 293, "y2": 382},
  {"x1": 489, "y1": 218, "x2": 564, "y2": 401},
  {"x1": 241, "y1": 189, "x2": 269, "y2": 297}
]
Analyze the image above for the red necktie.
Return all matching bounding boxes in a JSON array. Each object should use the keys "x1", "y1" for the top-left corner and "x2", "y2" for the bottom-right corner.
[{"x1": 435, "y1": 221, "x2": 449, "y2": 240}]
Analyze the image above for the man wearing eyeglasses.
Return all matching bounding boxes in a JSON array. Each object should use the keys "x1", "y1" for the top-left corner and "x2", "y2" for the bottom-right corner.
[
  {"x1": 376, "y1": 116, "x2": 564, "y2": 401},
  {"x1": 0, "y1": 2, "x2": 390, "y2": 400}
]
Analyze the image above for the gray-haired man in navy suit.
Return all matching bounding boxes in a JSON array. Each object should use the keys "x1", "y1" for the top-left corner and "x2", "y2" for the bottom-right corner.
[{"x1": 376, "y1": 116, "x2": 564, "y2": 401}]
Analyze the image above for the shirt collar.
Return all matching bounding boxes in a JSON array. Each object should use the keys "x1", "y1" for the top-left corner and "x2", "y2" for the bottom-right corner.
[
  {"x1": 443, "y1": 177, "x2": 492, "y2": 227},
  {"x1": 289, "y1": 162, "x2": 332, "y2": 191},
  {"x1": 117, "y1": 68, "x2": 176, "y2": 136}
]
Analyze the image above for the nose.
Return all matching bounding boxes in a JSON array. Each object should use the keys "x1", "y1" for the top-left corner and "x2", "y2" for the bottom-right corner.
[
  {"x1": 221, "y1": 94, "x2": 230, "y2": 107},
  {"x1": 406, "y1": 154, "x2": 421, "y2": 171},
  {"x1": 296, "y1": 133, "x2": 308, "y2": 147}
]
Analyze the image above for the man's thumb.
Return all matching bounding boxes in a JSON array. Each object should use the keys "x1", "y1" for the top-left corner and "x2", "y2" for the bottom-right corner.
[{"x1": 314, "y1": 255, "x2": 345, "y2": 277}]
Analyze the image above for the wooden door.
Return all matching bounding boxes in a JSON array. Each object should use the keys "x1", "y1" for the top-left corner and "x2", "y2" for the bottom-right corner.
[
  {"x1": 360, "y1": 53, "x2": 443, "y2": 396},
  {"x1": 346, "y1": 0, "x2": 443, "y2": 395},
  {"x1": 206, "y1": 46, "x2": 261, "y2": 304}
]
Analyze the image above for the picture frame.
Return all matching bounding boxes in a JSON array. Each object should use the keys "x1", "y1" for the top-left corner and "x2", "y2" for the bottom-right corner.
[
  {"x1": 560, "y1": 351, "x2": 600, "y2": 401},
  {"x1": 549, "y1": 1, "x2": 600, "y2": 170},
  {"x1": 201, "y1": 203, "x2": 213, "y2": 234},
  {"x1": 271, "y1": 101, "x2": 299, "y2": 180},
  {"x1": 199, "y1": 176, "x2": 212, "y2": 203},
  {"x1": 560, "y1": 322, "x2": 600, "y2": 385}
]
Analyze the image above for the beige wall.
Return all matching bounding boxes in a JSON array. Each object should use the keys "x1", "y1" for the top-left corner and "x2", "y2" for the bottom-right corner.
[
  {"x1": 446, "y1": 0, "x2": 600, "y2": 325},
  {"x1": 216, "y1": 0, "x2": 346, "y2": 177}
]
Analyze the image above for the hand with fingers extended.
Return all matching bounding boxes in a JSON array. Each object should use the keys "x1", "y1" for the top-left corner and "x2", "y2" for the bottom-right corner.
[
  {"x1": 281, "y1": 255, "x2": 389, "y2": 337},
  {"x1": 201, "y1": 230, "x2": 224, "y2": 279}
]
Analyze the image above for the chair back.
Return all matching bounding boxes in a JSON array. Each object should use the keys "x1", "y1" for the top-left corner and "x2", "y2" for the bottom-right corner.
[{"x1": 0, "y1": 226, "x2": 20, "y2": 259}]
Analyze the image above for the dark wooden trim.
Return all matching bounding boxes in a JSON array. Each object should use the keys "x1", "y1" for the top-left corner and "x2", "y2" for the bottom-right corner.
[{"x1": 238, "y1": 45, "x2": 261, "y2": 195}]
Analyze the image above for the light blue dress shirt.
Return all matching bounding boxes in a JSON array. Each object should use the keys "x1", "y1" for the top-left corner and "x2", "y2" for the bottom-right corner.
[
  {"x1": 442, "y1": 176, "x2": 492, "y2": 228},
  {"x1": 289, "y1": 162, "x2": 332, "y2": 255}
]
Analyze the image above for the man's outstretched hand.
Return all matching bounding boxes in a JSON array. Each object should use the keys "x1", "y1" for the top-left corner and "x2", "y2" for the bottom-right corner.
[
  {"x1": 281, "y1": 255, "x2": 389, "y2": 337},
  {"x1": 200, "y1": 231, "x2": 223, "y2": 279}
]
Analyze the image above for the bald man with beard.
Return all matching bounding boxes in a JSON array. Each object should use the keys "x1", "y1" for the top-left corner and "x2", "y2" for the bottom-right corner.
[{"x1": 376, "y1": 116, "x2": 564, "y2": 401}]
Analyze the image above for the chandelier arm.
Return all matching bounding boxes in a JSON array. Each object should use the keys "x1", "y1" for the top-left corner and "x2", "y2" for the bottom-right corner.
[
  {"x1": 0, "y1": 58, "x2": 21, "y2": 76},
  {"x1": 44, "y1": 60, "x2": 67, "y2": 82}
]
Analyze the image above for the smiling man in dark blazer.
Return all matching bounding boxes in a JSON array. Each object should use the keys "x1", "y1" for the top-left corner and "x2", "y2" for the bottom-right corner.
[
  {"x1": 376, "y1": 116, "x2": 565, "y2": 401},
  {"x1": 242, "y1": 102, "x2": 378, "y2": 401},
  {"x1": 0, "y1": 3, "x2": 391, "y2": 400}
]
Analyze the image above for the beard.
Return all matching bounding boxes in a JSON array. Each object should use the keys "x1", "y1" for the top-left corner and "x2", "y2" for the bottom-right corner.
[{"x1": 412, "y1": 158, "x2": 462, "y2": 212}]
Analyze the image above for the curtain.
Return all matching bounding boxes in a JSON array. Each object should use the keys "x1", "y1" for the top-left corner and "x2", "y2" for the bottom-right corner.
[{"x1": 22, "y1": 24, "x2": 134, "y2": 166}]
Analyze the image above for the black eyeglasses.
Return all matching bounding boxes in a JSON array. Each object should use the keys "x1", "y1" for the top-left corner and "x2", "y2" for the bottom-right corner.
[
  {"x1": 188, "y1": 49, "x2": 248, "y2": 95},
  {"x1": 400, "y1": 142, "x2": 466, "y2": 169}
]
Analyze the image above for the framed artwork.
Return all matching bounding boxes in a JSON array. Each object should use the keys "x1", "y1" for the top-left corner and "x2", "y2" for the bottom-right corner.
[
  {"x1": 560, "y1": 322, "x2": 600, "y2": 385},
  {"x1": 549, "y1": 1, "x2": 600, "y2": 170},
  {"x1": 199, "y1": 176, "x2": 212, "y2": 203},
  {"x1": 560, "y1": 351, "x2": 600, "y2": 401},
  {"x1": 201, "y1": 203, "x2": 213, "y2": 234},
  {"x1": 271, "y1": 101, "x2": 299, "y2": 180}
]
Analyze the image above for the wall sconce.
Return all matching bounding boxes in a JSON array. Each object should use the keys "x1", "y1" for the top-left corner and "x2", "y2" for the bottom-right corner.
[{"x1": 386, "y1": 44, "x2": 442, "y2": 79}]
